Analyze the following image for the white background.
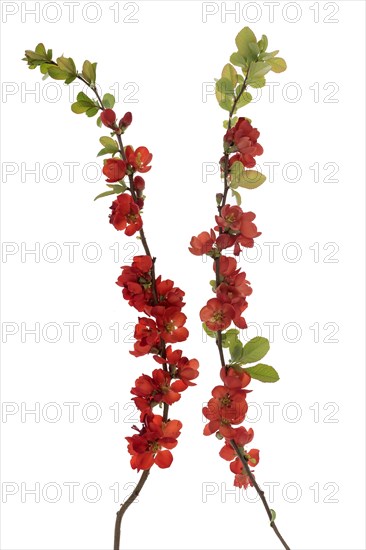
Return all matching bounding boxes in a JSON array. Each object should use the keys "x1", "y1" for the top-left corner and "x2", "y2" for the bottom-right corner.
[{"x1": 1, "y1": 1, "x2": 365, "y2": 549}]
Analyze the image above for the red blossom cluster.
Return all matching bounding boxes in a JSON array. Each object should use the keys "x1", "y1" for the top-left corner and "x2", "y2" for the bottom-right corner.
[
  {"x1": 102, "y1": 109, "x2": 199, "y2": 472},
  {"x1": 190, "y1": 117, "x2": 263, "y2": 488}
]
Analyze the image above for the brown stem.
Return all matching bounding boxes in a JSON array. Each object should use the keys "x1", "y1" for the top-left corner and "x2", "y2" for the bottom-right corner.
[
  {"x1": 113, "y1": 470, "x2": 150, "y2": 550},
  {"x1": 83, "y1": 83, "x2": 170, "y2": 549},
  {"x1": 230, "y1": 440, "x2": 290, "y2": 550},
  {"x1": 212, "y1": 72, "x2": 290, "y2": 550}
]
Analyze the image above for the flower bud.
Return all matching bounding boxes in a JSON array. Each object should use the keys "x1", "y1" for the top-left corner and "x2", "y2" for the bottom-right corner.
[
  {"x1": 119, "y1": 112, "x2": 133, "y2": 132},
  {"x1": 134, "y1": 176, "x2": 145, "y2": 191},
  {"x1": 100, "y1": 109, "x2": 117, "y2": 129}
]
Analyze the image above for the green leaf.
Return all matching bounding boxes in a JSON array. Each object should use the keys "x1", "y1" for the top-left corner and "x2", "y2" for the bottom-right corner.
[
  {"x1": 103, "y1": 93, "x2": 115, "y2": 109},
  {"x1": 248, "y1": 42, "x2": 260, "y2": 57},
  {"x1": 77, "y1": 91, "x2": 93, "y2": 104},
  {"x1": 241, "y1": 337, "x2": 270, "y2": 364},
  {"x1": 65, "y1": 75, "x2": 77, "y2": 85},
  {"x1": 260, "y1": 49, "x2": 279, "y2": 61},
  {"x1": 248, "y1": 61, "x2": 271, "y2": 79},
  {"x1": 231, "y1": 189, "x2": 242, "y2": 206},
  {"x1": 202, "y1": 323, "x2": 217, "y2": 339},
  {"x1": 244, "y1": 363, "x2": 279, "y2": 383},
  {"x1": 267, "y1": 57, "x2": 287, "y2": 73},
  {"x1": 230, "y1": 342, "x2": 243, "y2": 363},
  {"x1": 221, "y1": 328, "x2": 240, "y2": 349},
  {"x1": 216, "y1": 77, "x2": 235, "y2": 111},
  {"x1": 235, "y1": 90, "x2": 252, "y2": 110},
  {"x1": 247, "y1": 76, "x2": 266, "y2": 89},
  {"x1": 56, "y1": 56, "x2": 76, "y2": 76},
  {"x1": 94, "y1": 189, "x2": 118, "y2": 201},
  {"x1": 222, "y1": 64, "x2": 237, "y2": 87},
  {"x1": 230, "y1": 162, "x2": 266, "y2": 190},
  {"x1": 86, "y1": 107, "x2": 99, "y2": 117},
  {"x1": 71, "y1": 101, "x2": 90, "y2": 114},
  {"x1": 230, "y1": 52, "x2": 247, "y2": 69},
  {"x1": 96, "y1": 116, "x2": 102, "y2": 128},
  {"x1": 82, "y1": 60, "x2": 96, "y2": 85},
  {"x1": 100, "y1": 136, "x2": 118, "y2": 150},
  {"x1": 97, "y1": 147, "x2": 117, "y2": 157},
  {"x1": 47, "y1": 66, "x2": 69, "y2": 80},
  {"x1": 270, "y1": 509, "x2": 277, "y2": 523},
  {"x1": 35, "y1": 43, "x2": 47, "y2": 57},
  {"x1": 235, "y1": 27, "x2": 257, "y2": 61},
  {"x1": 258, "y1": 35, "x2": 268, "y2": 52}
]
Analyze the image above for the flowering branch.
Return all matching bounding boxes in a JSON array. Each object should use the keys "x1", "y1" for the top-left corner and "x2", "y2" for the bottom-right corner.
[
  {"x1": 189, "y1": 26, "x2": 290, "y2": 549},
  {"x1": 23, "y1": 44, "x2": 199, "y2": 550}
]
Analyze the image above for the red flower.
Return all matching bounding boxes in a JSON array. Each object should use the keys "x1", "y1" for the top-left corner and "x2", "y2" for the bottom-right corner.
[
  {"x1": 219, "y1": 427, "x2": 255, "y2": 461},
  {"x1": 131, "y1": 369, "x2": 181, "y2": 412},
  {"x1": 130, "y1": 317, "x2": 160, "y2": 357},
  {"x1": 100, "y1": 109, "x2": 117, "y2": 129},
  {"x1": 220, "y1": 366, "x2": 251, "y2": 390},
  {"x1": 225, "y1": 117, "x2": 263, "y2": 168},
  {"x1": 216, "y1": 205, "x2": 243, "y2": 232},
  {"x1": 154, "y1": 346, "x2": 199, "y2": 391},
  {"x1": 126, "y1": 146, "x2": 152, "y2": 173},
  {"x1": 200, "y1": 298, "x2": 235, "y2": 331},
  {"x1": 126, "y1": 415, "x2": 182, "y2": 471},
  {"x1": 236, "y1": 211, "x2": 261, "y2": 248},
  {"x1": 116, "y1": 257, "x2": 153, "y2": 312},
  {"x1": 134, "y1": 175, "x2": 145, "y2": 191},
  {"x1": 189, "y1": 230, "x2": 216, "y2": 256},
  {"x1": 103, "y1": 158, "x2": 126, "y2": 183},
  {"x1": 109, "y1": 193, "x2": 142, "y2": 236},
  {"x1": 203, "y1": 385, "x2": 248, "y2": 437},
  {"x1": 155, "y1": 277, "x2": 185, "y2": 311},
  {"x1": 152, "y1": 306, "x2": 189, "y2": 343},
  {"x1": 230, "y1": 458, "x2": 253, "y2": 489}
]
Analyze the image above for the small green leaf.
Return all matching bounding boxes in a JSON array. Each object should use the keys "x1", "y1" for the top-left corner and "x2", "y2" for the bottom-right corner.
[
  {"x1": 82, "y1": 60, "x2": 96, "y2": 85},
  {"x1": 202, "y1": 323, "x2": 217, "y2": 339},
  {"x1": 35, "y1": 43, "x2": 47, "y2": 57},
  {"x1": 247, "y1": 76, "x2": 266, "y2": 89},
  {"x1": 47, "y1": 66, "x2": 69, "y2": 80},
  {"x1": 260, "y1": 49, "x2": 280, "y2": 61},
  {"x1": 235, "y1": 90, "x2": 252, "y2": 110},
  {"x1": 71, "y1": 102, "x2": 87, "y2": 114},
  {"x1": 231, "y1": 189, "x2": 242, "y2": 205},
  {"x1": 77, "y1": 91, "x2": 93, "y2": 104},
  {"x1": 221, "y1": 328, "x2": 240, "y2": 349},
  {"x1": 100, "y1": 136, "x2": 117, "y2": 148},
  {"x1": 235, "y1": 27, "x2": 257, "y2": 61},
  {"x1": 241, "y1": 337, "x2": 270, "y2": 364},
  {"x1": 258, "y1": 35, "x2": 268, "y2": 52},
  {"x1": 56, "y1": 56, "x2": 76, "y2": 76},
  {"x1": 230, "y1": 342, "x2": 243, "y2": 363},
  {"x1": 267, "y1": 57, "x2": 287, "y2": 73},
  {"x1": 222, "y1": 64, "x2": 237, "y2": 87},
  {"x1": 248, "y1": 61, "x2": 271, "y2": 79},
  {"x1": 270, "y1": 509, "x2": 277, "y2": 523},
  {"x1": 248, "y1": 42, "x2": 260, "y2": 57},
  {"x1": 96, "y1": 116, "x2": 102, "y2": 128},
  {"x1": 244, "y1": 363, "x2": 279, "y2": 383},
  {"x1": 103, "y1": 93, "x2": 115, "y2": 109},
  {"x1": 230, "y1": 52, "x2": 247, "y2": 69},
  {"x1": 86, "y1": 107, "x2": 99, "y2": 117},
  {"x1": 94, "y1": 190, "x2": 118, "y2": 201},
  {"x1": 230, "y1": 162, "x2": 266, "y2": 190}
]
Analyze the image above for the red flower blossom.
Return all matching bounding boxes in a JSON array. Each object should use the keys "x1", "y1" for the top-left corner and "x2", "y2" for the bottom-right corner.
[
  {"x1": 152, "y1": 306, "x2": 189, "y2": 343},
  {"x1": 189, "y1": 230, "x2": 216, "y2": 256},
  {"x1": 203, "y1": 385, "x2": 249, "y2": 437},
  {"x1": 100, "y1": 109, "x2": 117, "y2": 129},
  {"x1": 126, "y1": 415, "x2": 182, "y2": 471},
  {"x1": 154, "y1": 346, "x2": 199, "y2": 391},
  {"x1": 200, "y1": 298, "x2": 235, "y2": 331},
  {"x1": 225, "y1": 117, "x2": 263, "y2": 168},
  {"x1": 126, "y1": 146, "x2": 152, "y2": 173},
  {"x1": 219, "y1": 426, "x2": 255, "y2": 461},
  {"x1": 220, "y1": 366, "x2": 251, "y2": 390},
  {"x1": 109, "y1": 193, "x2": 142, "y2": 236},
  {"x1": 130, "y1": 317, "x2": 160, "y2": 357},
  {"x1": 230, "y1": 458, "x2": 253, "y2": 489},
  {"x1": 131, "y1": 369, "x2": 181, "y2": 412},
  {"x1": 216, "y1": 205, "x2": 243, "y2": 232},
  {"x1": 103, "y1": 158, "x2": 126, "y2": 183},
  {"x1": 236, "y1": 211, "x2": 261, "y2": 248},
  {"x1": 134, "y1": 175, "x2": 145, "y2": 191}
]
